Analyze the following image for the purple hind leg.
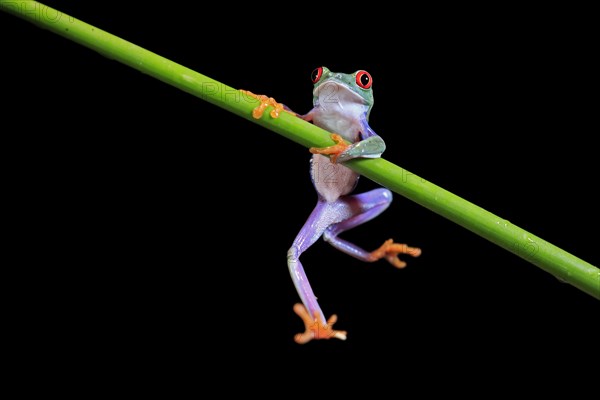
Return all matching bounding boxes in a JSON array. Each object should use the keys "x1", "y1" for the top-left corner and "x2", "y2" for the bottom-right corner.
[
  {"x1": 288, "y1": 200, "x2": 351, "y2": 344},
  {"x1": 288, "y1": 188, "x2": 421, "y2": 343},
  {"x1": 324, "y1": 188, "x2": 422, "y2": 268}
]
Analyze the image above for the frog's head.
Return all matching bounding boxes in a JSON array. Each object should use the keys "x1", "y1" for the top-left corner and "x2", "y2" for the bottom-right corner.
[{"x1": 311, "y1": 66, "x2": 374, "y2": 118}]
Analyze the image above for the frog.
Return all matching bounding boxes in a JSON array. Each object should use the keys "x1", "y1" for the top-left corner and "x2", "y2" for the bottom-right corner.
[{"x1": 242, "y1": 66, "x2": 421, "y2": 344}]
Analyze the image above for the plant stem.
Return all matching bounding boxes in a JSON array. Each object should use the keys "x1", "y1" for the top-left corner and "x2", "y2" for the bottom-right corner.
[{"x1": 3, "y1": 1, "x2": 598, "y2": 299}]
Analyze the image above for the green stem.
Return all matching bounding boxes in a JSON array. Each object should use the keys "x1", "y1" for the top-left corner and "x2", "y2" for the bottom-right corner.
[{"x1": 3, "y1": 1, "x2": 598, "y2": 299}]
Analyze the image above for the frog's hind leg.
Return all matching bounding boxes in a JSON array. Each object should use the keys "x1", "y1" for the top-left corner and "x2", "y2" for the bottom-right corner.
[
  {"x1": 323, "y1": 188, "x2": 422, "y2": 268},
  {"x1": 288, "y1": 200, "x2": 349, "y2": 344}
]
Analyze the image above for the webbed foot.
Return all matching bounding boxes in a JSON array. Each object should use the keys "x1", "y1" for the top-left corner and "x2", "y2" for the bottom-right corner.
[
  {"x1": 369, "y1": 238, "x2": 421, "y2": 268},
  {"x1": 309, "y1": 133, "x2": 350, "y2": 164},
  {"x1": 240, "y1": 89, "x2": 296, "y2": 119},
  {"x1": 292, "y1": 303, "x2": 347, "y2": 344}
]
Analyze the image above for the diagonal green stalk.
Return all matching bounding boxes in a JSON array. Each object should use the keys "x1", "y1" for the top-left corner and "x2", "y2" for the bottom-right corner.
[{"x1": 2, "y1": 1, "x2": 599, "y2": 299}]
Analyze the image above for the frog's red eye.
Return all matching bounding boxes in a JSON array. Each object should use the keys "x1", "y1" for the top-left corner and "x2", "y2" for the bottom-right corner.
[
  {"x1": 311, "y1": 67, "x2": 323, "y2": 83},
  {"x1": 356, "y1": 70, "x2": 372, "y2": 89}
]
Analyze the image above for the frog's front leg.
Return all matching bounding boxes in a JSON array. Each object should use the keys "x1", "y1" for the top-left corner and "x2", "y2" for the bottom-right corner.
[
  {"x1": 308, "y1": 133, "x2": 351, "y2": 164},
  {"x1": 240, "y1": 90, "x2": 297, "y2": 119},
  {"x1": 288, "y1": 200, "x2": 348, "y2": 344},
  {"x1": 309, "y1": 132, "x2": 386, "y2": 164}
]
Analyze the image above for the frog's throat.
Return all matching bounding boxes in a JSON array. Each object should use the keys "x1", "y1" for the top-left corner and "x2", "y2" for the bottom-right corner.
[{"x1": 313, "y1": 80, "x2": 366, "y2": 104}]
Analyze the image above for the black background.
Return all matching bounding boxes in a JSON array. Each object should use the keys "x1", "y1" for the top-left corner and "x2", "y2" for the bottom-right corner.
[{"x1": 2, "y1": 1, "x2": 597, "y2": 383}]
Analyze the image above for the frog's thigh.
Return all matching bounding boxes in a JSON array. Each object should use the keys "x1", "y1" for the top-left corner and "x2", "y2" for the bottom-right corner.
[{"x1": 322, "y1": 188, "x2": 392, "y2": 259}]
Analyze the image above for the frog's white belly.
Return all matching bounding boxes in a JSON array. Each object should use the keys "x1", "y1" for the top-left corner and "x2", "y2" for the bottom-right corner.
[
  {"x1": 313, "y1": 104, "x2": 362, "y2": 143},
  {"x1": 310, "y1": 154, "x2": 358, "y2": 202},
  {"x1": 308, "y1": 98, "x2": 368, "y2": 202}
]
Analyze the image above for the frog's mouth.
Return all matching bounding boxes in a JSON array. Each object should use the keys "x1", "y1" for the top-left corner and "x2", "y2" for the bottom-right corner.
[{"x1": 313, "y1": 79, "x2": 367, "y2": 106}]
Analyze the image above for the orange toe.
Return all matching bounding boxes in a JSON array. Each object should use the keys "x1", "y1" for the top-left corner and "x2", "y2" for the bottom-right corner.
[
  {"x1": 370, "y1": 239, "x2": 421, "y2": 269},
  {"x1": 240, "y1": 89, "x2": 295, "y2": 120},
  {"x1": 292, "y1": 303, "x2": 347, "y2": 344},
  {"x1": 308, "y1": 134, "x2": 350, "y2": 164}
]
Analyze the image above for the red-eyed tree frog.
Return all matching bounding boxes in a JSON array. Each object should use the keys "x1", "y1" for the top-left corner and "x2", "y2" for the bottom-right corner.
[{"x1": 242, "y1": 66, "x2": 421, "y2": 344}]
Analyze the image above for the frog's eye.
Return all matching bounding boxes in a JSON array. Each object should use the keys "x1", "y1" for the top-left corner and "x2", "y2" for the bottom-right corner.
[
  {"x1": 311, "y1": 67, "x2": 323, "y2": 83},
  {"x1": 356, "y1": 70, "x2": 372, "y2": 89}
]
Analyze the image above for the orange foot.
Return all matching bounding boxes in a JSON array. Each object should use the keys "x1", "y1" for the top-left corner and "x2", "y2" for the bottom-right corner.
[
  {"x1": 369, "y1": 239, "x2": 422, "y2": 269},
  {"x1": 239, "y1": 89, "x2": 296, "y2": 119},
  {"x1": 292, "y1": 303, "x2": 347, "y2": 344},
  {"x1": 309, "y1": 133, "x2": 350, "y2": 163}
]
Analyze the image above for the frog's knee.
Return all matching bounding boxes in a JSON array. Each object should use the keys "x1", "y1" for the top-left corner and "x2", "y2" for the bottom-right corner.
[
  {"x1": 323, "y1": 229, "x2": 335, "y2": 244},
  {"x1": 378, "y1": 188, "x2": 393, "y2": 202},
  {"x1": 287, "y1": 246, "x2": 300, "y2": 261}
]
